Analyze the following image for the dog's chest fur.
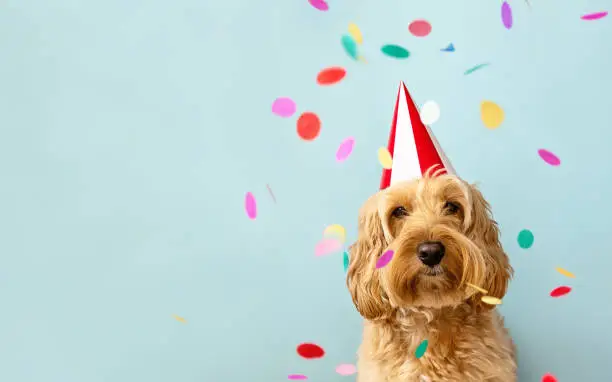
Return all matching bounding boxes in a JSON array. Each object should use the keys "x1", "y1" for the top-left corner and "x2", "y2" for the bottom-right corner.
[{"x1": 356, "y1": 306, "x2": 516, "y2": 382}]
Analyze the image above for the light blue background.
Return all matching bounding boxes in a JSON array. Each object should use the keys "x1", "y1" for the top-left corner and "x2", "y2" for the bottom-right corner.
[{"x1": 1, "y1": 0, "x2": 610, "y2": 381}]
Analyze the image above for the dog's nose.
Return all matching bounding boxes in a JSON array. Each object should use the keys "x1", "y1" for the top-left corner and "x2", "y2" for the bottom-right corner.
[{"x1": 417, "y1": 241, "x2": 445, "y2": 267}]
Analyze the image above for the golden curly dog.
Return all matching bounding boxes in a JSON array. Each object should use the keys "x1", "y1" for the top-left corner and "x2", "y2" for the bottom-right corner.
[{"x1": 346, "y1": 171, "x2": 516, "y2": 382}]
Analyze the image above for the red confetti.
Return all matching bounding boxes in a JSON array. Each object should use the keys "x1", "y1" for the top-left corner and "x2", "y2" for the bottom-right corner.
[
  {"x1": 316, "y1": 67, "x2": 346, "y2": 86},
  {"x1": 296, "y1": 112, "x2": 321, "y2": 141},
  {"x1": 550, "y1": 286, "x2": 571, "y2": 298},
  {"x1": 542, "y1": 373, "x2": 557, "y2": 382},
  {"x1": 296, "y1": 343, "x2": 325, "y2": 359}
]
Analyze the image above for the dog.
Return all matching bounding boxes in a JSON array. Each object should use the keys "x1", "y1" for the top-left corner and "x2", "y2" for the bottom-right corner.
[{"x1": 346, "y1": 170, "x2": 516, "y2": 381}]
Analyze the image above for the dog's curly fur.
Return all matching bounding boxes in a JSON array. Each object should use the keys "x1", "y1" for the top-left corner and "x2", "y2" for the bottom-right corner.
[{"x1": 346, "y1": 172, "x2": 516, "y2": 381}]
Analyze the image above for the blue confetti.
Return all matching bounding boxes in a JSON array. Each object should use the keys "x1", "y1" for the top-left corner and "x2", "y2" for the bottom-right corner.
[{"x1": 441, "y1": 43, "x2": 455, "y2": 52}]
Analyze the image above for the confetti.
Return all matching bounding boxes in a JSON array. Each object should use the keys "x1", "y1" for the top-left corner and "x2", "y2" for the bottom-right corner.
[
  {"x1": 336, "y1": 364, "x2": 357, "y2": 376},
  {"x1": 581, "y1": 11, "x2": 608, "y2": 20},
  {"x1": 377, "y1": 147, "x2": 393, "y2": 169},
  {"x1": 297, "y1": 112, "x2": 321, "y2": 141},
  {"x1": 336, "y1": 137, "x2": 355, "y2": 162},
  {"x1": 466, "y1": 283, "x2": 488, "y2": 294},
  {"x1": 555, "y1": 267, "x2": 576, "y2": 278},
  {"x1": 420, "y1": 101, "x2": 440, "y2": 125},
  {"x1": 172, "y1": 314, "x2": 187, "y2": 323},
  {"x1": 297, "y1": 343, "x2": 325, "y2": 359},
  {"x1": 315, "y1": 238, "x2": 342, "y2": 257},
  {"x1": 415, "y1": 339, "x2": 428, "y2": 359},
  {"x1": 550, "y1": 286, "x2": 571, "y2": 298},
  {"x1": 464, "y1": 63, "x2": 489, "y2": 75},
  {"x1": 316, "y1": 67, "x2": 346, "y2": 86},
  {"x1": 408, "y1": 20, "x2": 432, "y2": 37},
  {"x1": 501, "y1": 2, "x2": 513, "y2": 29},
  {"x1": 441, "y1": 43, "x2": 455, "y2": 52},
  {"x1": 341, "y1": 35, "x2": 359, "y2": 60},
  {"x1": 348, "y1": 23, "x2": 363, "y2": 44},
  {"x1": 308, "y1": 0, "x2": 328, "y2": 11},
  {"x1": 480, "y1": 100, "x2": 504, "y2": 129},
  {"x1": 245, "y1": 192, "x2": 257, "y2": 219},
  {"x1": 381, "y1": 44, "x2": 410, "y2": 59},
  {"x1": 538, "y1": 149, "x2": 561, "y2": 166},
  {"x1": 343, "y1": 251, "x2": 349, "y2": 272},
  {"x1": 288, "y1": 375, "x2": 308, "y2": 380},
  {"x1": 272, "y1": 97, "x2": 297, "y2": 118},
  {"x1": 481, "y1": 296, "x2": 503, "y2": 305},
  {"x1": 517, "y1": 229, "x2": 534, "y2": 249},
  {"x1": 266, "y1": 184, "x2": 277, "y2": 203},
  {"x1": 376, "y1": 249, "x2": 395, "y2": 269},
  {"x1": 542, "y1": 373, "x2": 558, "y2": 382},
  {"x1": 323, "y1": 224, "x2": 346, "y2": 242}
]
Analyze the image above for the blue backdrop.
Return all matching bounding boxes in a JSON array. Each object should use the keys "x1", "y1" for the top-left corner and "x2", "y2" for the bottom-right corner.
[{"x1": 1, "y1": 0, "x2": 610, "y2": 381}]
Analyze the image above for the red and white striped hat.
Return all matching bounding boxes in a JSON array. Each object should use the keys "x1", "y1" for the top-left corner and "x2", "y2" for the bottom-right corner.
[{"x1": 380, "y1": 82, "x2": 456, "y2": 190}]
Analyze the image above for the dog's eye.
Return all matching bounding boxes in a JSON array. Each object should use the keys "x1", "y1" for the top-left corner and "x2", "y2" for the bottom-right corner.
[
  {"x1": 444, "y1": 201, "x2": 461, "y2": 215},
  {"x1": 391, "y1": 206, "x2": 409, "y2": 218}
]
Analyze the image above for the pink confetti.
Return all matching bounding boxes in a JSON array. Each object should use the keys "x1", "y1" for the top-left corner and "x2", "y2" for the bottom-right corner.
[
  {"x1": 336, "y1": 137, "x2": 355, "y2": 162},
  {"x1": 288, "y1": 375, "x2": 308, "y2": 380},
  {"x1": 538, "y1": 149, "x2": 561, "y2": 166},
  {"x1": 335, "y1": 364, "x2": 357, "y2": 376},
  {"x1": 272, "y1": 97, "x2": 296, "y2": 118},
  {"x1": 501, "y1": 2, "x2": 513, "y2": 29},
  {"x1": 408, "y1": 20, "x2": 432, "y2": 37},
  {"x1": 581, "y1": 11, "x2": 608, "y2": 20},
  {"x1": 315, "y1": 238, "x2": 342, "y2": 257},
  {"x1": 376, "y1": 250, "x2": 395, "y2": 269},
  {"x1": 308, "y1": 0, "x2": 328, "y2": 11},
  {"x1": 245, "y1": 192, "x2": 257, "y2": 219}
]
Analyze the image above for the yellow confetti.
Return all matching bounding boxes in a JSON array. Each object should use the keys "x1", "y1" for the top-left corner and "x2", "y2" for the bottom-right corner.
[
  {"x1": 348, "y1": 23, "x2": 363, "y2": 44},
  {"x1": 358, "y1": 55, "x2": 367, "y2": 63},
  {"x1": 323, "y1": 224, "x2": 346, "y2": 242},
  {"x1": 173, "y1": 315, "x2": 187, "y2": 323},
  {"x1": 555, "y1": 267, "x2": 576, "y2": 278},
  {"x1": 466, "y1": 283, "x2": 488, "y2": 294},
  {"x1": 481, "y1": 296, "x2": 502, "y2": 305},
  {"x1": 480, "y1": 101, "x2": 504, "y2": 129},
  {"x1": 377, "y1": 147, "x2": 393, "y2": 169}
]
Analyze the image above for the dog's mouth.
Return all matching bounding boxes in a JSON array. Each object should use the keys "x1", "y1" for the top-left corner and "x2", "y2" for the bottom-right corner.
[{"x1": 421, "y1": 265, "x2": 445, "y2": 277}]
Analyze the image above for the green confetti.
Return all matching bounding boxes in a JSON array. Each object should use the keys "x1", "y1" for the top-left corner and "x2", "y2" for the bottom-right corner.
[
  {"x1": 381, "y1": 44, "x2": 410, "y2": 59},
  {"x1": 343, "y1": 251, "x2": 349, "y2": 272},
  {"x1": 415, "y1": 339, "x2": 428, "y2": 359},
  {"x1": 341, "y1": 35, "x2": 358, "y2": 60},
  {"x1": 517, "y1": 229, "x2": 534, "y2": 249},
  {"x1": 464, "y1": 63, "x2": 490, "y2": 75}
]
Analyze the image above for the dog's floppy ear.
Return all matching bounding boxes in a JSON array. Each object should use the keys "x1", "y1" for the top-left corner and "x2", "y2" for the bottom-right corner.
[
  {"x1": 346, "y1": 192, "x2": 391, "y2": 320},
  {"x1": 467, "y1": 185, "x2": 513, "y2": 311}
]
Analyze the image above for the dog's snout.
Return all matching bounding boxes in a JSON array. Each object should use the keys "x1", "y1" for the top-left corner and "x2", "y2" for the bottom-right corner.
[{"x1": 417, "y1": 241, "x2": 445, "y2": 267}]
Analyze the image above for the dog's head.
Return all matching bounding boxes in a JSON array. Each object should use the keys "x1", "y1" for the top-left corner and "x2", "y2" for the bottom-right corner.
[{"x1": 346, "y1": 173, "x2": 512, "y2": 320}]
